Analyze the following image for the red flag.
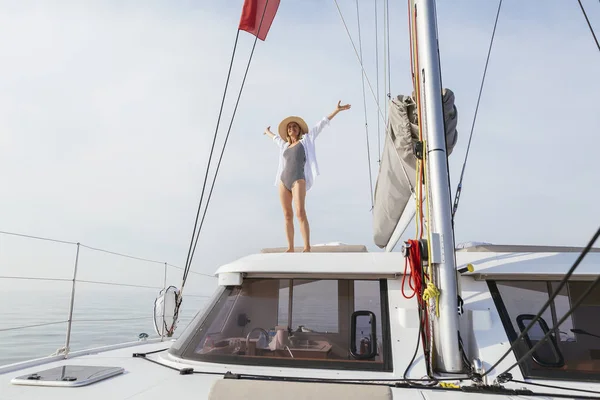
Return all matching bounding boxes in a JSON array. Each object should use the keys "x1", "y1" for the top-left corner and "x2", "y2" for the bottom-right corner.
[{"x1": 238, "y1": 0, "x2": 280, "y2": 41}]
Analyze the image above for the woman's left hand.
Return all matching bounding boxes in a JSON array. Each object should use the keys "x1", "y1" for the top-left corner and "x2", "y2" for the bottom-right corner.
[
  {"x1": 336, "y1": 101, "x2": 351, "y2": 112},
  {"x1": 328, "y1": 101, "x2": 351, "y2": 121}
]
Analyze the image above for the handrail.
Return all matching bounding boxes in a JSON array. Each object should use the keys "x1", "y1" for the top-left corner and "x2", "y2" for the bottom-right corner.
[{"x1": 0, "y1": 229, "x2": 214, "y2": 365}]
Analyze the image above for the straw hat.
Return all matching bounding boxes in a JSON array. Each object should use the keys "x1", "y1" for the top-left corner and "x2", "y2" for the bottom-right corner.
[{"x1": 278, "y1": 116, "x2": 309, "y2": 142}]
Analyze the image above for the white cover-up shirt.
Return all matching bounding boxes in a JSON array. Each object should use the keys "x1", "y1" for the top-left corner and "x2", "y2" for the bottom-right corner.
[{"x1": 273, "y1": 116, "x2": 330, "y2": 191}]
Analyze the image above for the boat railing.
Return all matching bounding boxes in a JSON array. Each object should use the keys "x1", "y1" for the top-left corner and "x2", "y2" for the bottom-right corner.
[{"x1": 0, "y1": 230, "x2": 215, "y2": 366}]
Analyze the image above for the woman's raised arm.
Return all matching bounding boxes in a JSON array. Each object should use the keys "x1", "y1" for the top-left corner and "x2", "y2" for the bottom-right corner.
[
  {"x1": 327, "y1": 100, "x2": 351, "y2": 121},
  {"x1": 264, "y1": 126, "x2": 276, "y2": 139}
]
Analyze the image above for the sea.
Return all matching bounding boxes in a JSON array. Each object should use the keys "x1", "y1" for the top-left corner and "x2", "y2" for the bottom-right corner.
[
  {"x1": 0, "y1": 288, "x2": 209, "y2": 366},
  {"x1": 0, "y1": 232, "x2": 216, "y2": 366}
]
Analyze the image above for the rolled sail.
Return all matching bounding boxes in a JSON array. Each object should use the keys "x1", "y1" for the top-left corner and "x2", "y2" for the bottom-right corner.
[{"x1": 373, "y1": 89, "x2": 458, "y2": 250}]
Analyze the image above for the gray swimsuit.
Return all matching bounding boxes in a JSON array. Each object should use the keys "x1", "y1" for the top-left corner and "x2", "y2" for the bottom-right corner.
[{"x1": 280, "y1": 143, "x2": 306, "y2": 191}]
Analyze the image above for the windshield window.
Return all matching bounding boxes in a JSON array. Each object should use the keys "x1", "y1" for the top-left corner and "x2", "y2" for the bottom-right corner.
[
  {"x1": 169, "y1": 278, "x2": 391, "y2": 371},
  {"x1": 490, "y1": 280, "x2": 600, "y2": 381}
]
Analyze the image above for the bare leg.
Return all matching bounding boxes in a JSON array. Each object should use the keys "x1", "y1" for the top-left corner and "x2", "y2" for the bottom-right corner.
[
  {"x1": 292, "y1": 180, "x2": 310, "y2": 252},
  {"x1": 279, "y1": 182, "x2": 294, "y2": 252}
]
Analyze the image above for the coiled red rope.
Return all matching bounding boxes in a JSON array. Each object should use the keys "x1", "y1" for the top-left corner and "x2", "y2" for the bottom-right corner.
[{"x1": 402, "y1": 239, "x2": 425, "y2": 303}]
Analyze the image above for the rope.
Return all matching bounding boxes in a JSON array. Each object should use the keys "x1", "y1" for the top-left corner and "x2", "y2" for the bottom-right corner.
[
  {"x1": 185, "y1": 2, "x2": 270, "y2": 286},
  {"x1": 483, "y1": 224, "x2": 600, "y2": 376},
  {"x1": 355, "y1": 0, "x2": 375, "y2": 209},
  {"x1": 439, "y1": 382, "x2": 460, "y2": 389},
  {"x1": 408, "y1": 0, "x2": 438, "y2": 372},
  {"x1": 401, "y1": 237, "x2": 436, "y2": 381},
  {"x1": 332, "y1": 0, "x2": 415, "y2": 193},
  {"x1": 577, "y1": 0, "x2": 600, "y2": 52},
  {"x1": 401, "y1": 239, "x2": 427, "y2": 301},
  {"x1": 452, "y1": 0, "x2": 502, "y2": 219},
  {"x1": 374, "y1": 1, "x2": 381, "y2": 162},
  {"x1": 423, "y1": 282, "x2": 440, "y2": 318},
  {"x1": 408, "y1": 0, "x2": 429, "y2": 247},
  {"x1": 408, "y1": 0, "x2": 416, "y2": 93},
  {"x1": 409, "y1": 0, "x2": 423, "y2": 242}
]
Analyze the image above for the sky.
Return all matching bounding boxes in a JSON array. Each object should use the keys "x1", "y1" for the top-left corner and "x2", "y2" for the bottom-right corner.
[{"x1": 0, "y1": 0, "x2": 599, "y2": 295}]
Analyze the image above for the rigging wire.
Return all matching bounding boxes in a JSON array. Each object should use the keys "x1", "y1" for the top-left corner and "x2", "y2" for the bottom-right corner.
[
  {"x1": 332, "y1": 0, "x2": 415, "y2": 193},
  {"x1": 181, "y1": 30, "x2": 241, "y2": 287},
  {"x1": 577, "y1": 0, "x2": 600, "y2": 52},
  {"x1": 385, "y1": 0, "x2": 391, "y2": 99},
  {"x1": 186, "y1": 11, "x2": 269, "y2": 278},
  {"x1": 0, "y1": 321, "x2": 68, "y2": 333},
  {"x1": 355, "y1": 0, "x2": 375, "y2": 210},
  {"x1": 374, "y1": 1, "x2": 381, "y2": 162},
  {"x1": 80, "y1": 244, "x2": 165, "y2": 266},
  {"x1": 181, "y1": 1, "x2": 271, "y2": 289},
  {"x1": 499, "y1": 262, "x2": 600, "y2": 376},
  {"x1": 0, "y1": 229, "x2": 212, "y2": 277},
  {"x1": 383, "y1": 0, "x2": 389, "y2": 128},
  {"x1": 482, "y1": 225, "x2": 600, "y2": 377},
  {"x1": 0, "y1": 230, "x2": 76, "y2": 245},
  {"x1": 451, "y1": 0, "x2": 502, "y2": 220}
]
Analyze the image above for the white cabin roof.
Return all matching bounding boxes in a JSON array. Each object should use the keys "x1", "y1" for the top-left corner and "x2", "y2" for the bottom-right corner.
[
  {"x1": 215, "y1": 252, "x2": 403, "y2": 277},
  {"x1": 214, "y1": 244, "x2": 600, "y2": 279}
]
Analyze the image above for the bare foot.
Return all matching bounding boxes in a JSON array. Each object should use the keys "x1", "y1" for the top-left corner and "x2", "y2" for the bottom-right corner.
[
  {"x1": 302, "y1": 247, "x2": 311, "y2": 253},
  {"x1": 285, "y1": 248, "x2": 295, "y2": 253}
]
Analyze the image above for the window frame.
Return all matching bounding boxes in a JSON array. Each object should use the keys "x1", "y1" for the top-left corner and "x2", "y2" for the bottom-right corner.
[
  {"x1": 170, "y1": 278, "x2": 393, "y2": 372},
  {"x1": 488, "y1": 280, "x2": 600, "y2": 382},
  {"x1": 515, "y1": 313, "x2": 564, "y2": 368}
]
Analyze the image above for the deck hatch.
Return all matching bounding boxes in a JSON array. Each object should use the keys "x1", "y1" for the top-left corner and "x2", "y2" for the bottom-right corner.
[{"x1": 11, "y1": 365, "x2": 124, "y2": 387}]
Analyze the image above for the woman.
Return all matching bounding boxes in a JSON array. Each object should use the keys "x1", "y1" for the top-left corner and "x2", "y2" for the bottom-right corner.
[{"x1": 263, "y1": 101, "x2": 351, "y2": 252}]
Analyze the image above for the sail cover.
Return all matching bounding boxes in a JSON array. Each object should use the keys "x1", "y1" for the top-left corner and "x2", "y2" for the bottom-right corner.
[{"x1": 373, "y1": 89, "x2": 458, "y2": 249}]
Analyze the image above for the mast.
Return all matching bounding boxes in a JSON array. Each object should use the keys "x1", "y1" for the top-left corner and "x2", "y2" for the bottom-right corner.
[{"x1": 414, "y1": 0, "x2": 462, "y2": 373}]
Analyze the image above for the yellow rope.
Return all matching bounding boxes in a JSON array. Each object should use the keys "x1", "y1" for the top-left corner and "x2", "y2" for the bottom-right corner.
[
  {"x1": 415, "y1": 159, "x2": 422, "y2": 238},
  {"x1": 439, "y1": 382, "x2": 460, "y2": 389},
  {"x1": 423, "y1": 140, "x2": 433, "y2": 277},
  {"x1": 423, "y1": 282, "x2": 440, "y2": 317}
]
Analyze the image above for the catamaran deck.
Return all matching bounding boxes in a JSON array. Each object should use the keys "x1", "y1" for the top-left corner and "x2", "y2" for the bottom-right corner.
[
  {"x1": 2, "y1": 338, "x2": 598, "y2": 400},
  {"x1": 2, "y1": 246, "x2": 599, "y2": 399}
]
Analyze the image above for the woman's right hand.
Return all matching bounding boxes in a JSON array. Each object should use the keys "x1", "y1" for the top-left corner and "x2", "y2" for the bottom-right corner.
[{"x1": 264, "y1": 126, "x2": 275, "y2": 138}]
